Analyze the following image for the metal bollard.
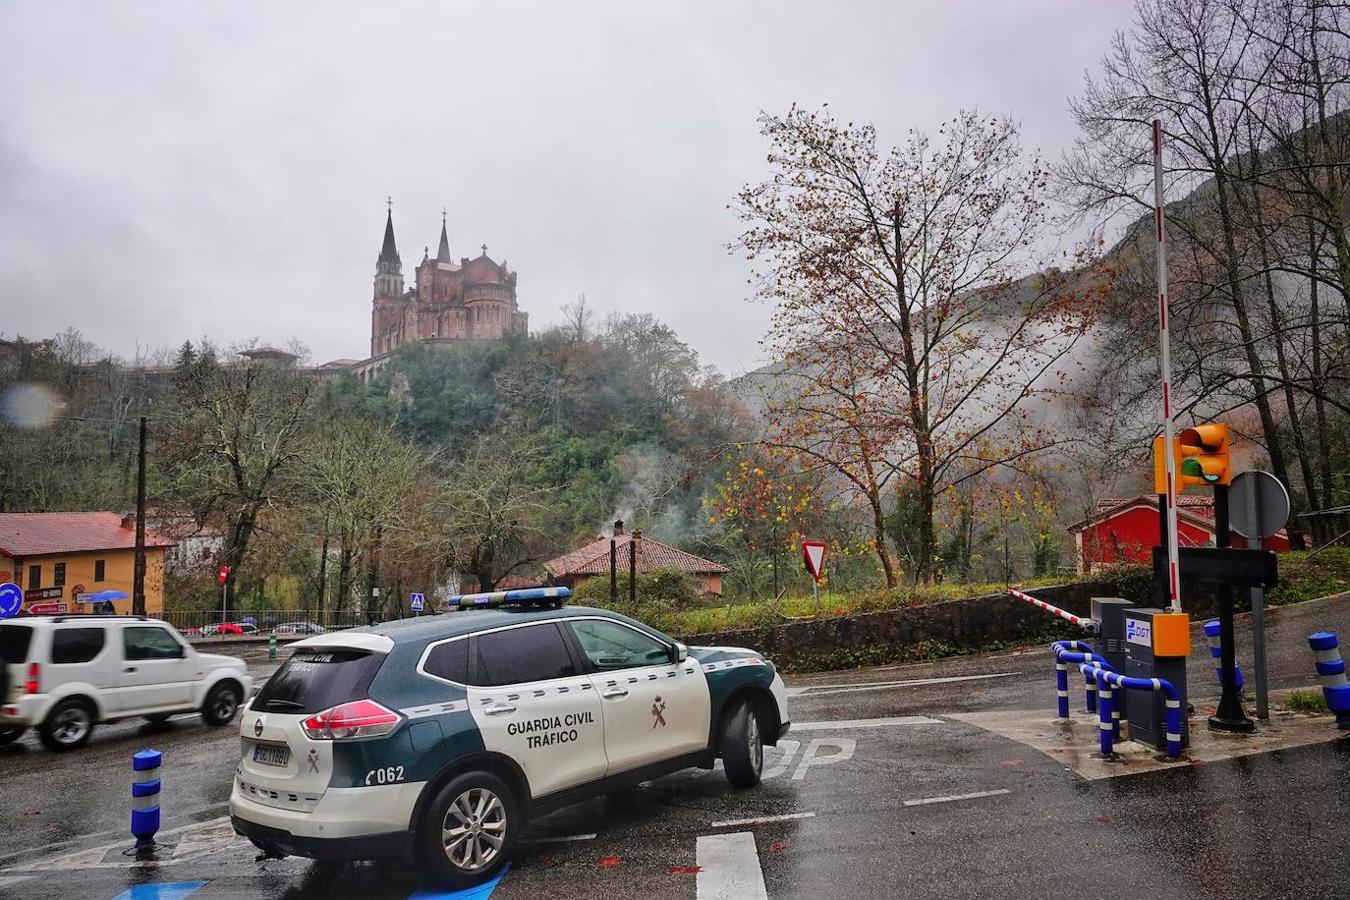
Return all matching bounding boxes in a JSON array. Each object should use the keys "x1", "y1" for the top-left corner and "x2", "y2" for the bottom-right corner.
[
  {"x1": 268, "y1": 633, "x2": 278, "y2": 659},
  {"x1": 1055, "y1": 659, "x2": 1070, "y2": 720},
  {"x1": 131, "y1": 749, "x2": 162, "y2": 850},
  {"x1": 1054, "y1": 642, "x2": 1109, "y2": 713},
  {"x1": 1204, "y1": 620, "x2": 1243, "y2": 690},
  {"x1": 1085, "y1": 668, "x2": 1183, "y2": 759},
  {"x1": 1308, "y1": 632, "x2": 1350, "y2": 729},
  {"x1": 1095, "y1": 670, "x2": 1114, "y2": 757}
]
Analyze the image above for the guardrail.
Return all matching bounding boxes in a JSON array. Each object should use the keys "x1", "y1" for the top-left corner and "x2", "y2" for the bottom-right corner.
[{"x1": 160, "y1": 608, "x2": 425, "y2": 638}]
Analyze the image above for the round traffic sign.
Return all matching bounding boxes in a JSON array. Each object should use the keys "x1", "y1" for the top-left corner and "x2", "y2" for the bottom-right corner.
[
  {"x1": 0, "y1": 582, "x2": 22, "y2": 619},
  {"x1": 1230, "y1": 471, "x2": 1291, "y2": 540}
]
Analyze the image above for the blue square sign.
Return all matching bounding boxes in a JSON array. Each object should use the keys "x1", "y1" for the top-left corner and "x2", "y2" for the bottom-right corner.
[{"x1": 410, "y1": 592, "x2": 425, "y2": 612}]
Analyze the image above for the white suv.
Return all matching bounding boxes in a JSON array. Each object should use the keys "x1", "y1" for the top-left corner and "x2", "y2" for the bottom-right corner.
[{"x1": 0, "y1": 615, "x2": 253, "y2": 751}]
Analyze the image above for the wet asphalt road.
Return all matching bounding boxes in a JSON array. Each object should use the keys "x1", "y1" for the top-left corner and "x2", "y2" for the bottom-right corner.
[{"x1": 1, "y1": 596, "x2": 1349, "y2": 899}]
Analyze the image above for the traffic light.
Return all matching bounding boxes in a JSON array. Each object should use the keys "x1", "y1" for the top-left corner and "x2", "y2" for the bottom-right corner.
[{"x1": 1153, "y1": 422, "x2": 1232, "y2": 494}]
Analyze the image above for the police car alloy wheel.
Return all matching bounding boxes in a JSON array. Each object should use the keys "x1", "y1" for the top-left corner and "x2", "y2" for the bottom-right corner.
[
  {"x1": 417, "y1": 771, "x2": 520, "y2": 888},
  {"x1": 40, "y1": 698, "x2": 95, "y2": 751}
]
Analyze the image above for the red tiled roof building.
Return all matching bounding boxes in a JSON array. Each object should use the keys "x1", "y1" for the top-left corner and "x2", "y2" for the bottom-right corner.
[
  {"x1": 1068, "y1": 496, "x2": 1289, "y2": 573},
  {"x1": 542, "y1": 521, "x2": 729, "y2": 596}
]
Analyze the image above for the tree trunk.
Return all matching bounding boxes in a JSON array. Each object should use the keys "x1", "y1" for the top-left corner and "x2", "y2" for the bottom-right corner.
[
  {"x1": 1251, "y1": 191, "x2": 1314, "y2": 545},
  {"x1": 337, "y1": 529, "x2": 352, "y2": 618},
  {"x1": 867, "y1": 484, "x2": 899, "y2": 589},
  {"x1": 315, "y1": 525, "x2": 329, "y2": 621}
]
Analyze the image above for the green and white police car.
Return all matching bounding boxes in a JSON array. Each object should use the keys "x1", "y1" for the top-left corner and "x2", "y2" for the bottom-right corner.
[{"x1": 229, "y1": 588, "x2": 790, "y2": 889}]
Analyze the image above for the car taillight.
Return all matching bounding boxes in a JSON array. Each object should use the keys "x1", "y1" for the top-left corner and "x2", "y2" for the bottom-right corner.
[
  {"x1": 301, "y1": 699, "x2": 400, "y2": 741},
  {"x1": 24, "y1": 663, "x2": 40, "y2": 694}
]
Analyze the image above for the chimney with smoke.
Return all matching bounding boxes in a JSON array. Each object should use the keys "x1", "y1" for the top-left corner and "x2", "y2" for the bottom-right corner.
[{"x1": 613, "y1": 519, "x2": 624, "y2": 536}]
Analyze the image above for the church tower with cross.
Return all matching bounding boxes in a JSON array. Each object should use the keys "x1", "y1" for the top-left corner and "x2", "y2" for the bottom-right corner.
[{"x1": 368, "y1": 201, "x2": 526, "y2": 359}]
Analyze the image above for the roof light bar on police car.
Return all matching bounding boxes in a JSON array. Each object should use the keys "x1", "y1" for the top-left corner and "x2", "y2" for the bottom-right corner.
[{"x1": 445, "y1": 587, "x2": 572, "y2": 608}]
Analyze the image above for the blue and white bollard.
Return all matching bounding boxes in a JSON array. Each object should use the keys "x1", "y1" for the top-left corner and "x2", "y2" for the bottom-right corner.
[
  {"x1": 1055, "y1": 659, "x2": 1070, "y2": 721},
  {"x1": 1082, "y1": 666, "x2": 1183, "y2": 759},
  {"x1": 1204, "y1": 620, "x2": 1243, "y2": 690},
  {"x1": 131, "y1": 749, "x2": 162, "y2": 850},
  {"x1": 1308, "y1": 631, "x2": 1350, "y2": 730},
  {"x1": 1053, "y1": 641, "x2": 1108, "y2": 714},
  {"x1": 1095, "y1": 670, "x2": 1115, "y2": 758}
]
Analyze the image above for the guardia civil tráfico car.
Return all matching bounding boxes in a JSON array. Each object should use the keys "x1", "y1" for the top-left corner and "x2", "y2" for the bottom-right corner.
[{"x1": 229, "y1": 588, "x2": 790, "y2": 889}]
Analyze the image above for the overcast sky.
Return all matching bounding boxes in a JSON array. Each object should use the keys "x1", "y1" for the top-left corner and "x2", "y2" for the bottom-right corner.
[{"x1": 0, "y1": 1, "x2": 1137, "y2": 375}]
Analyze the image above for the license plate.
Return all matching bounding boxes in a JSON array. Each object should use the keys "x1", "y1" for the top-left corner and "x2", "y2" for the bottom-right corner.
[{"x1": 252, "y1": 744, "x2": 290, "y2": 767}]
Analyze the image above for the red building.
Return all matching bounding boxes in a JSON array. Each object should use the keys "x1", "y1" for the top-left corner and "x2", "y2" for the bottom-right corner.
[
  {"x1": 366, "y1": 206, "x2": 526, "y2": 361},
  {"x1": 1070, "y1": 496, "x2": 1290, "y2": 573}
]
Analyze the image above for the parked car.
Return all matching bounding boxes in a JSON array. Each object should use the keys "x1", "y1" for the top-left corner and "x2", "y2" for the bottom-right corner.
[
  {"x1": 230, "y1": 588, "x2": 789, "y2": 890},
  {"x1": 273, "y1": 622, "x2": 328, "y2": 636},
  {"x1": 0, "y1": 615, "x2": 253, "y2": 751}
]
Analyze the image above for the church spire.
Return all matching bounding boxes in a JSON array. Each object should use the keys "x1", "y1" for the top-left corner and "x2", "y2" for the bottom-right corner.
[
  {"x1": 378, "y1": 198, "x2": 400, "y2": 266},
  {"x1": 437, "y1": 207, "x2": 451, "y2": 262}
]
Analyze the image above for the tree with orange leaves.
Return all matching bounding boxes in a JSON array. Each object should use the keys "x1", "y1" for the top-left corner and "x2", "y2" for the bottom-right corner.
[{"x1": 736, "y1": 107, "x2": 1104, "y2": 585}]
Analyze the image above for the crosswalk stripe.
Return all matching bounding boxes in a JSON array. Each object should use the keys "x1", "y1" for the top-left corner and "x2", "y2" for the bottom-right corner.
[{"x1": 696, "y1": 832, "x2": 768, "y2": 900}]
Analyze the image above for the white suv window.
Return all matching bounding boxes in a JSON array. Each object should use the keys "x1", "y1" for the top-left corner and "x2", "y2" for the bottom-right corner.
[
  {"x1": 567, "y1": 619, "x2": 671, "y2": 671},
  {"x1": 123, "y1": 626, "x2": 184, "y2": 661},
  {"x1": 51, "y1": 628, "x2": 106, "y2": 665}
]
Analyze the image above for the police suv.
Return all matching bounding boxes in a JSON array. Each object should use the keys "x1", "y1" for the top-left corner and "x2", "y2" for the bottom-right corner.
[{"x1": 230, "y1": 588, "x2": 791, "y2": 889}]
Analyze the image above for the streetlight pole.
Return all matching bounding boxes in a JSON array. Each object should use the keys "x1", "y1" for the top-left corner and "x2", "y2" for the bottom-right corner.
[{"x1": 133, "y1": 415, "x2": 147, "y2": 616}]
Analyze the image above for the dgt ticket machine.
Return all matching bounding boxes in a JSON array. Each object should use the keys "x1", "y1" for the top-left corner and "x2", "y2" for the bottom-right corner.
[{"x1": 1123, "y1": 608, "x2": 1191, "y2": 750}]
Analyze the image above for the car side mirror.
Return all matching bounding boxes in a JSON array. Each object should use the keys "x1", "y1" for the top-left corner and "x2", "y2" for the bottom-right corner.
[{"x1": 674, "y1": 642, "x2": 689, "y2": 663}]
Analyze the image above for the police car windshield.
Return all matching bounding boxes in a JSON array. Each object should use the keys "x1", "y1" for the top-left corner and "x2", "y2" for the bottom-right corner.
[{"x1": 254, "y1": 649, "x2": 384, "y2": 714}]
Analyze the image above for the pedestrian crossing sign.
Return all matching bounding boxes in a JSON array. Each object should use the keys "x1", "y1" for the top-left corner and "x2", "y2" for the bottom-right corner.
[{"x1": 410, "y1": 592, "x2": 425, "y2": 612}]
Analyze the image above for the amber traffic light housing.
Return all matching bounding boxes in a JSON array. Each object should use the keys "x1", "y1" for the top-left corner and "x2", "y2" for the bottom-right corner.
[{"x1": 1153, "y1": 422, "x2": 1232, "y2": 494}]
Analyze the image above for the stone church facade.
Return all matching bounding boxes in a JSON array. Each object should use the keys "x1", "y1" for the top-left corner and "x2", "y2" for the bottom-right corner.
[{"x1": 368, "y1": 207, "x2": 527, "y2": 359}]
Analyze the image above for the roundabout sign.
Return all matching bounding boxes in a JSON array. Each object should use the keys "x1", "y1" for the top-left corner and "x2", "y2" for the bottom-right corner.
[{"x1": 0, "y1": 582, "x2": 22, "y2": 619}]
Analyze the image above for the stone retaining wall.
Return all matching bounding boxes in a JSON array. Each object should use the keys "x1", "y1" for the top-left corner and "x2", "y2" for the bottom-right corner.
[{"x1": 677, "y1": 581, "x2": 1119, "y2": 671}]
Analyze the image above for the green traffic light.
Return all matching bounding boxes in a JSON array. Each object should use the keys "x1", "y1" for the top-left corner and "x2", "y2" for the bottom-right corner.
[{"x1": 1181, "y1": 458, "x2": 1219, "y2": 482}]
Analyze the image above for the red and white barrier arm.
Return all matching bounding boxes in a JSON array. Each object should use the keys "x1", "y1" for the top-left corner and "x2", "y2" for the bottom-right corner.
[{"x1": 1008, "y1": 587, "x2": 1097, "y2": 631}]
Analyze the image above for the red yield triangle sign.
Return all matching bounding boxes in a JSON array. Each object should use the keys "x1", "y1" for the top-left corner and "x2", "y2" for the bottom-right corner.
[{"x1": 801, "y1": 541, "x2": 827, "y2": 583}]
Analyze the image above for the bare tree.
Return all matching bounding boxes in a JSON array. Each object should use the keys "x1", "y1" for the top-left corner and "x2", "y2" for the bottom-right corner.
[{"x1": 737, "y1": 107, "x2": 1102, "y2": 584}]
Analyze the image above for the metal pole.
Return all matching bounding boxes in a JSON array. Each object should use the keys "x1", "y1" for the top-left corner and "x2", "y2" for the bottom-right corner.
[
  {"x1": 133, "y1": 415, "x2": 147, "y2": 616},
  {"x1": 1153, "y1": 120, "x2": 1183, "y2": 613},
  {"x1": 609, "y1": 538, "x2": 617, "y2": 603},
  {"x1": 772, "y1": 519, "x2": 779, "y2": 599},
  {"x1": 628, "y1": 532, "x2": 639, "y2": 607},
  {"x1": 1210, "y1": 484, "x2": 1253, "y2": 731},
  {"x1": 1245, "y1": 484, "x2": 1270, "y2": 718}
]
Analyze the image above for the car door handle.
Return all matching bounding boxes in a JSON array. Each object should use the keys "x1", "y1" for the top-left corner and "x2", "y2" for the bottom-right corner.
[
  {"x1": 601, "y1": 687, "x2": 629, "y2": 699},
  {"x1": 124, "y1": 666, "x2": 137, "y2": 673},
  {"x1": 484, "y1": 703, "x2": 517, "y2": 716}
]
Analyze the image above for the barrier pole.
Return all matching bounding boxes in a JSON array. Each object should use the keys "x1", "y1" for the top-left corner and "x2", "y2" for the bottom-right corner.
[
  {"x1": 131, "y1": 749, "x2": 162, "y2": 851},
  {"x1": 1012, "y1": 588, "x2": 1096, "y2": 631}
]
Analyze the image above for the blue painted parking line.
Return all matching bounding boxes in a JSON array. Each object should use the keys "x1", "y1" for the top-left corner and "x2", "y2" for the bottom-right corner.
[
  {"x1": 110, "y1": 882, "x2": 206, "y2": 900},
  {"x1": 407, "y1": 865, "x2": 509, "y2": 900}
]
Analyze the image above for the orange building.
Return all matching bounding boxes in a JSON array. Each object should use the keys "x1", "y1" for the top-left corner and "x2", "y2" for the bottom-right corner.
[{"x1": 0, "y1": 513, "x2": 174, "y2": 615}]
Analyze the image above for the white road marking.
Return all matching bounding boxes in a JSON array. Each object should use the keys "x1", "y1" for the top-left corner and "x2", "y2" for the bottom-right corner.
[
  {"x1": 902, "y1": 788, "x2": 1011, "y2": 807},
  {"x1": 172, "y1": 821, "x2": 244, "y2": 859},
  {"x1": 792, "y1": 715, "x2": 940, "y2": 730},
  {"x1": 786, "y1": 672, "x2": 1018, "y2": 698},
  {"x1": 696, "y1": 831, "x2": 768, "y2": 900},
  {"x1": 710, "y1": 812, "x2": 815, "y2": 828},
  {"x1": 526, "y1": 833, "x2": 597, "y2": 843}
]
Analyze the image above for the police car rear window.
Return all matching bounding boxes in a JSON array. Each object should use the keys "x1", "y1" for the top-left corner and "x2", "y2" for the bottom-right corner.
[
  {"x1": 0, "y1": 625, "x2": 33, "y2": 663},
  {"x1": 254, "y1": 649, "x2": 384, "y2": 714}
]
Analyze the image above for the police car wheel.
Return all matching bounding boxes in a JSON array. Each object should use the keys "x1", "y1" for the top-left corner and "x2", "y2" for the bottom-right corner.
[
  {"x1": 721, "y1": 700, "x2": 764, "y2": 788},
  {"x1": 0, "y1": 725, "x2": 25, "y2": 746},
  {"x1": 39, "y1": 698, "x2": 95, "y2": 751},
  {"x1": 417, "y1": 771, "x2": 518, "y2": 888}
]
